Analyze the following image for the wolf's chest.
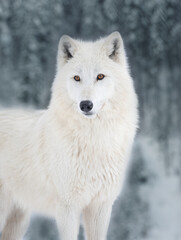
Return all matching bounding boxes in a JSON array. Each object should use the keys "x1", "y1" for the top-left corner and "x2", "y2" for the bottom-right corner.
[
  {"x1": 51, "y1": 126, "x2": 126, "y2": 206},
  {"x1": 62, "y1": 146, "x2": 123, "y2": 206}
]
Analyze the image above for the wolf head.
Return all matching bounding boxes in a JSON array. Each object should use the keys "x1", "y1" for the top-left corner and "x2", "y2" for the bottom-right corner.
[{"x1": 51, "y1": 32, "x2": 135, "y2": 120}]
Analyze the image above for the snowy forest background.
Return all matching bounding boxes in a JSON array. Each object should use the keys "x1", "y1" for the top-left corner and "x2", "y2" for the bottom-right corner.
[{"x1": 0, "y1": 0, "x2": 181, "y2": 239}]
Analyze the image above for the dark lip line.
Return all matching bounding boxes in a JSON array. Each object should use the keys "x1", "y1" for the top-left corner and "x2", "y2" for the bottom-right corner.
[{"x1": 84, "y1": 113, "x2": 93, "y2": 116}]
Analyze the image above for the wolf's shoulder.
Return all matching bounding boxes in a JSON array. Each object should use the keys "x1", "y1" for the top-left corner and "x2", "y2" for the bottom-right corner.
[
  {"x1": 0, "y1": 108, "x2": 44, "y2": 121},
  {"x1": 0, "y1": 108, "x2": 45, "y2": 132}
]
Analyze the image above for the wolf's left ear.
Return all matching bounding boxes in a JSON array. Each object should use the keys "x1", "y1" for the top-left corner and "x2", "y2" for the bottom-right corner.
[
  {"x1": 58, "y1": 35, "x2": 77, "y2": 65},
  {"x1": 103, "y1": 32, "x2": 127, "y2": 66}
]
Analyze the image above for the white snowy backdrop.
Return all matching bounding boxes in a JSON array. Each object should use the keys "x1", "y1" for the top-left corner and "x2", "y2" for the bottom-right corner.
[{"x1": 0, "y1": 0, "x2": 181, "y2": 239}]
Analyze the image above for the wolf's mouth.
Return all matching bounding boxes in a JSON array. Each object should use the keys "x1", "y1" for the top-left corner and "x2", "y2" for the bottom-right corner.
[
  {"x1": 84, "y1": 112, "x2": 93, "y2": 116},
  {"x1": 83, "y1": 112, "x2": 96, "y2": 118}
]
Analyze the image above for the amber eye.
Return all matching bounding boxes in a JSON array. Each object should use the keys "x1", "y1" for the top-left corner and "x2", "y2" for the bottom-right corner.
[
  {"x1": 74, "y1": 75, "x2": 80, "y2": 82},
  {"x1": 97, "y1": 74, "x2": 105, "y2": 80}
]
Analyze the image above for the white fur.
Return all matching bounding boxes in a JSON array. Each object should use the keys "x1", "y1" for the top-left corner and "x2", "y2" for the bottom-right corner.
[{"x1": 0, "y1": 32, "x2": 138, "y2": 240}]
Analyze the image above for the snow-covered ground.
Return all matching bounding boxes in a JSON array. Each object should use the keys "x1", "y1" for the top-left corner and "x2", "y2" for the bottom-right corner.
[{"x1": 108, "y1": 136, "x2": 181, "y2": 240}]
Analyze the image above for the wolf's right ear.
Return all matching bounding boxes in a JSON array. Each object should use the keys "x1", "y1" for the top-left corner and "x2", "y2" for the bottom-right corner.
[{"x1": 58, "y1": 35, "x2": 77, "y2": 65}]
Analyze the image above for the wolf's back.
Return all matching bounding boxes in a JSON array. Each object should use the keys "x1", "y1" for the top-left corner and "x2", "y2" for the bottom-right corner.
[{"x1": 0, "y1": 109, "x2": 44, "y2": 150}]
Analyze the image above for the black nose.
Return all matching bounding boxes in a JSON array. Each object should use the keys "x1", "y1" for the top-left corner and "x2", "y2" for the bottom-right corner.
[{"x1": 80, "y1": 100, "x2": 93, "y2": 113}]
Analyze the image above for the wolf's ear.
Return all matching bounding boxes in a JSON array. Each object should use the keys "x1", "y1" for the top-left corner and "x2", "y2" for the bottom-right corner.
[
  {"x1": 103, "y1": 32, "x2": 127, "y2": 65},
  {"x1": 58, "y1": 35, "x2": 77, "y2": 64}
]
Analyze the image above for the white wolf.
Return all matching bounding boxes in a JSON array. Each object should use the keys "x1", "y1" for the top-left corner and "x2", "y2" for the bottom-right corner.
[{"x1": 0, "y1": 32, "x2": 138, "y2": 240}]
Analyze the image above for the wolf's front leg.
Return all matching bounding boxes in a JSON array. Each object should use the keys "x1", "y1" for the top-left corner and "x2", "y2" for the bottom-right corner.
[
  {"x1": 1, "y1": 206, "x2": 29, "y2": 240},
  {"x1": 57, "y1": 207, "x2": 80, "y2": 240},
  {"x1": 83, "y1": 199, "x2": 113, "y2": 240}
]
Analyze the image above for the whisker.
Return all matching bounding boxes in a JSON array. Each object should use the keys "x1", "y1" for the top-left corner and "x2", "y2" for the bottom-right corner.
[
  {"x1": 66, "y1": 102, "x2": 74, "y2": 112},
  {"x1": 97, "y1": 113, "x2": 101, "y2": 120}
]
